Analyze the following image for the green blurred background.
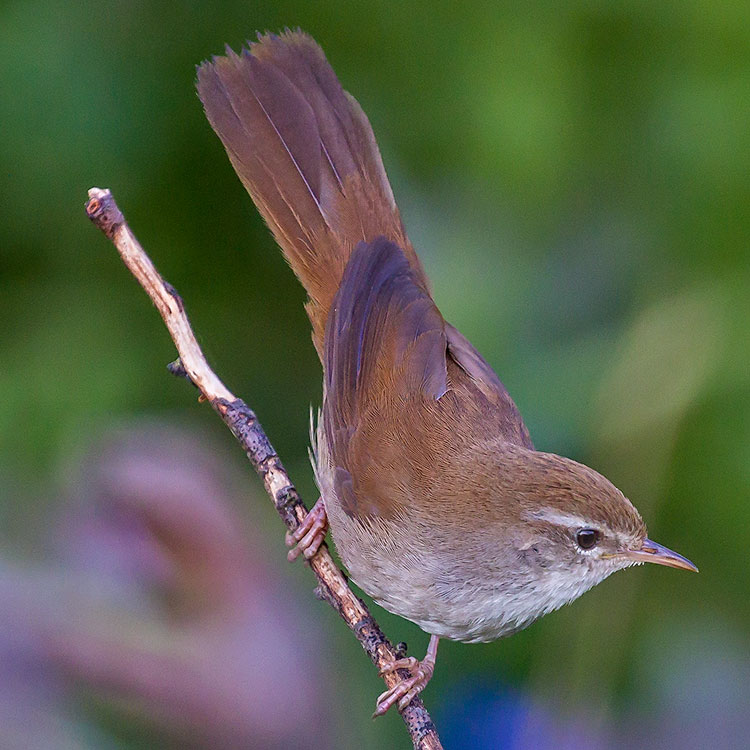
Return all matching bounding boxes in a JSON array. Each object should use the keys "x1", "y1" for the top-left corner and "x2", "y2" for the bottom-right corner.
[{"x1": 1, "y1": 1, "x2": 748, "y2": 748}]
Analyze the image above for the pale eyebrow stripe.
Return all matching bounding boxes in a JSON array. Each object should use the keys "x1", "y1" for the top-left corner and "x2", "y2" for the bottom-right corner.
[{"x1": 522, "y1": 509, "x2": 593, "y2": 529}]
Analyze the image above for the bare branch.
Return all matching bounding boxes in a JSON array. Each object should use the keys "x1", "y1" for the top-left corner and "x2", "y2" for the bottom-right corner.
[{"x1": 85, "y1": 187, "x2": 443, "y2": 750}]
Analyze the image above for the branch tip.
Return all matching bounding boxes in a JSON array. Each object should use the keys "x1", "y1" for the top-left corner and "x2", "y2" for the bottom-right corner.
[{"x1": 86, "y1": 187, "x2": 123, "y2": 239}]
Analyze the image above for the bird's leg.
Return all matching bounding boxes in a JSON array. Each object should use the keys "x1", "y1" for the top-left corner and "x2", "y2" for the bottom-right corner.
[
  {"x1": 286, "y1": 497, "x2": 328, "y2": 561},
  {"x1": 373, "y1": 635, "x2": 440, "y2": 717}
]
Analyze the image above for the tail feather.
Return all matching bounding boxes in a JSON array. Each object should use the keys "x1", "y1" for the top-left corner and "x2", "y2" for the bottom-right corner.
[{"x1": 196, "y1": 30, "x2": 427, "y2": 354}]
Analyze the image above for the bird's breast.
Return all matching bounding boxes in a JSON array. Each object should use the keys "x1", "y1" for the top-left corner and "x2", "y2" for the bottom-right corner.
[{"x1": 318, "y1": 464, "x2": 614, "y2": 642}]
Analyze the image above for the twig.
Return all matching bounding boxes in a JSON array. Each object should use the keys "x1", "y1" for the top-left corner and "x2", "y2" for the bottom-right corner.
[{"x1": 85, "y1": 187, "x2": 443, "y2": 750}]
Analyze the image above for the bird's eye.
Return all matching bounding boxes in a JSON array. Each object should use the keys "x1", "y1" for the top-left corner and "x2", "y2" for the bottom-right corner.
[{"x1": 576, "y1": 528, "x2": 600, "y2": 550}]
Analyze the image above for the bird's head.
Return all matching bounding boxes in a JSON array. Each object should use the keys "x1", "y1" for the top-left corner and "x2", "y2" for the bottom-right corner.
[{"x1": 510, "y1": 449, "x2": 697, "y2": 579}]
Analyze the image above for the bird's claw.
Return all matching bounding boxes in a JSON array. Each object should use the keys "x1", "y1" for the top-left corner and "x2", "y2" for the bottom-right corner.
[
  {"x1": 373, "y1": 655, "x2": 435, "y2": 717},
  {"x1": 286, "y1": 497, "x2": 327, "y2": 561}
]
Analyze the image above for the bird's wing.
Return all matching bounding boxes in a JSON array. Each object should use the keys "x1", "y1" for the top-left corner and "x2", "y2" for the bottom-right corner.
[{"x1": 322, "y1": 238, "x2": 532, "y2": 520}]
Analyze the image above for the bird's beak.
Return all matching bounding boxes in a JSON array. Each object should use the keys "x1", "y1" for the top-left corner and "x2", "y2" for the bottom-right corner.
[{"x1": 617, "y1": 538, "x2": 698, "y2": 572}]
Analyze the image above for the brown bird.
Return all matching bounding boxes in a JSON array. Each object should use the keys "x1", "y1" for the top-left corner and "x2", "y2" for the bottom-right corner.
[{"x1": 196, "y1": 30, "x2": 697, "y2": 717}]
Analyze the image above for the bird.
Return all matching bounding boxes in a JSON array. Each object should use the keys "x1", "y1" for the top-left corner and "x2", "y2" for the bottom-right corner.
[{"x1": 196, "y1": 29, "x2": 697, "y2": 717}]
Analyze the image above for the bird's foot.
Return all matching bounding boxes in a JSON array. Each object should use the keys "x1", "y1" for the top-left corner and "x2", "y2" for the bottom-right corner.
[
  {"x1": 373, "y1": 635, "x2": 439, "y2": 717},
  {"x1": 286, "y1": 497, "x2": 328, "y2": 561}
]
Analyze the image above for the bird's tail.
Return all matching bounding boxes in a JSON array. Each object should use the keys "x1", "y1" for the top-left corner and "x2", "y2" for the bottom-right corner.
[{"x1": 196, "y1": 30, "x2": 427, "y2": 355}]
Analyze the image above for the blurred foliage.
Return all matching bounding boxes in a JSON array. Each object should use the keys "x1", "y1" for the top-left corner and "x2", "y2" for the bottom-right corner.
[{"x1": 1, "y1": 0, "x2": 748, "y2": 748}]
